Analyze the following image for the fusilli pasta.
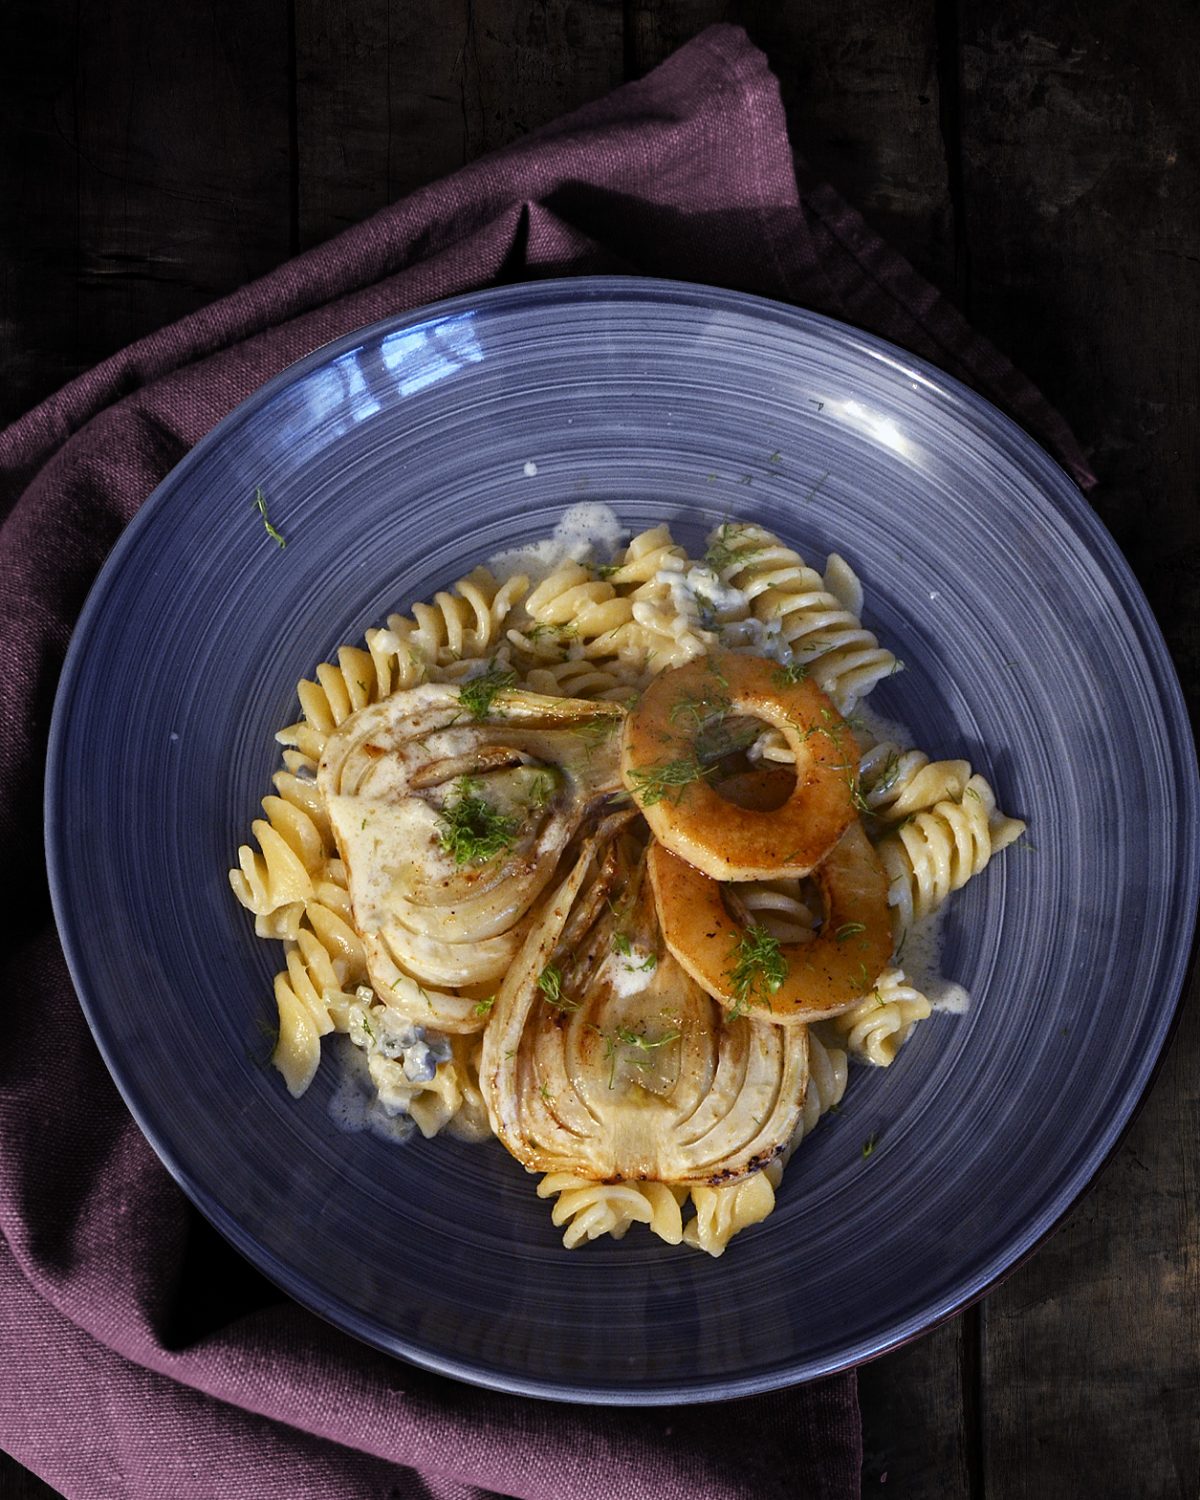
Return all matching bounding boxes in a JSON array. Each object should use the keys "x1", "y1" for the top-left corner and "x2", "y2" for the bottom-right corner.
[{"x1": 229, "y1": 513, "x2": 1023, "y2": 1254}]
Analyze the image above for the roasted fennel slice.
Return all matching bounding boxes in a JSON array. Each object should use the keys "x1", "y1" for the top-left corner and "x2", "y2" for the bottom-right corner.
[
  {"x1": 317, "y1": 682, "x2": 626, "y2": 1031},
  {"x1": 480, "y1": 822, "x2": 810, "y2": 1186}
]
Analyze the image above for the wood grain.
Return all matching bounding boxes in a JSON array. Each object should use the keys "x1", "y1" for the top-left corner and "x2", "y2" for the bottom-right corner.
[
  {"x1": 859, "y1": 1315, "x2": 976, "y2": 1497},
  {"x1": 0, "y1": 0, "x2": 292, "y2": 427},
  {"x1": 295, "y1": 0, "x2": 626, "y2": 254},
  {"x1": 959, "y1": 3, "x2": 1200, "y2": 600},
  {"x1": 0, "y1": 0, "x2": 85, "y2": 426},
  {"x1": 958, "y1": 8, "x2": 1200, "y2": 1494}
]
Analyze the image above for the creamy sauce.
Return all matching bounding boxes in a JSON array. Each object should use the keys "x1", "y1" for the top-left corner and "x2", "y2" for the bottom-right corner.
[
  {"x1": 606, "y1": 950, "x2": 659, "y2": 999},
  {"x1": 900, "y1": 915, "x2": 973, "y2": 1014},
  {"x1": 327, "y1": 1035, "x2": 418, "y2": 1144},
  {"x1": 488, "y1": 502, "x2": 627, "y2": 583},
  {"x1": 853, "y1": 699, "x2": 917, "y2": 756}
]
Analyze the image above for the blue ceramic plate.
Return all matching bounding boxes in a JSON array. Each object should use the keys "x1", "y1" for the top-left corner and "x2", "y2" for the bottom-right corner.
[{"x1": 46, "y1": 279, "x2": 1199, "y2": 1402}]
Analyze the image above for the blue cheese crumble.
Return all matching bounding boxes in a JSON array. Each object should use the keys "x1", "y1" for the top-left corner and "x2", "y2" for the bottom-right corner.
[{"x1": 347, "y1": 990, "x2": 452, "y2": 1116}]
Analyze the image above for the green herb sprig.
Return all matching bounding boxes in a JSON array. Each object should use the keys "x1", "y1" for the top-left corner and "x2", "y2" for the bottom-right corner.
[
  {"x1": 537, "y1": 963, "x2": 579, "y2": 1012},
  {"x1": 703, "y1": 523, "x2": 760, "y2": 575},
  {"x1": 438, "y1": 777, "x2": 519, "y2": 865},
  {"x1": 596, "y1": 1023, "x2": 682, "y2": 1087},
  {"x1": 458, "y1": 662, "x2": 517, "y2": 720},
  {"x1": 626, "y1": 754, "x2": 715, "y2": 807},
  {"x1": 727, "y1": 924, "x2": 788, "y2": 1019}
]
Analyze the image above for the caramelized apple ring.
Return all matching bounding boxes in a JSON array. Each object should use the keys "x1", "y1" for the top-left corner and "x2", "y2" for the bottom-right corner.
[
  {"x1": 621, "y1": 651, "x2": 860, "y2": 880},
  {"x1": 647, "y1": 821, "x2": 893, "y2": 1025}
]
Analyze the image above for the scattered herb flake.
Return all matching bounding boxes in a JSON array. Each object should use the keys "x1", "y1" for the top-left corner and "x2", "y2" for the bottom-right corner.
[
  {"x1": 835, "y1": 922, "x2": 867, "y2": 942},
  {"x1": 537, "y1": 963, "x2": 578, "y2": 1011},
  {"x1": 862, "y1": 1132, "x2": 878, "y2": 1159},
  {"x1": 570, "y1": 717, "x2": 618, "y2": 755},
  {"x1": 252, "y1": 487, "x2": 287, "y2": 549},
  {"x1": 668, "y1": 684, "x2": 731, "y2": 732},
  {"x1": 472, "y1": 996, "x2": 496, "y2": 1017},
  {"x1": 616, "y1": 1024, "x2": 680, "y2": 1058},
  {"x1": 526, "y1": 769, "x2": 557, "y2": 808},
  {"x1": 704, "y1": 523, "x2": 760, "y2": 575}
]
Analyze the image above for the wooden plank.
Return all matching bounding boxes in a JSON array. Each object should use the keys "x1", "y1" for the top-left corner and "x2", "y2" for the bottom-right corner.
[
  {"x1": 70, "y1": 0, "x2": 292, "y2": 368},
  {"x1": 627, "y1": 0, "x2": 956, "y2": 290},
  {"x1": 959, "y1": 3, "x2": 1200, "y2": 586},
  {"x1": 0, "y1": 0, "x2": 292, "y2": 429},
  {"x1": 982, "y1": 986, "x2": 1200, "y2": 1498},
  {"x1": 0, "y1": 1449, "x2": 60, "y2": 1498},
  {"x1": 0, "y1": 1, "x2": 84, "y2": 427},
  {"x1": 294, "y1": 1, "x2": 627, "y2": 254},
  {"x1": 294, "y1": 0, "x2": 434, "y2": 249},
  {"x1": 468, "y1": 0, "x2": 626, "y2": 151},
  {"x1": 959, "y1": 5, "x2": 1200, "y2": 1495},
  {"x1": 859, "y1": 1315, "x2": 975, "y2": 1497}
]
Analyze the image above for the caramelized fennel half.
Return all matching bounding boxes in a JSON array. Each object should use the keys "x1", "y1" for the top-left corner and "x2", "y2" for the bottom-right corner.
[
  {"x1": 480, "y1": 821, "x2": 809, "y2": 1185},
  {"x1": 318, "y1": 683, "x2": 626, "y2": 1031}
]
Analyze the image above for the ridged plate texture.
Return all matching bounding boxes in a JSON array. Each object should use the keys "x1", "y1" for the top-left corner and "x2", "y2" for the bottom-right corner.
[{"x1": 46, "y1": 279, "x2": 1200, "y2": 1402}]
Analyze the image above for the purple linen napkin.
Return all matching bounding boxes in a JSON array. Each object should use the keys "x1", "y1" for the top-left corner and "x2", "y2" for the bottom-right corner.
[{"x1": 0, "y1": 23, "x2": 1089, "y2": 1500}]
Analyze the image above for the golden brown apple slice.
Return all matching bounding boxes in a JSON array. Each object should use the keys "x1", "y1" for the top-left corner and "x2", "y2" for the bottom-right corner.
[
  {"x1": 620, "y1": 651, "x2": 859, "y2": 881},
  {"x1": 648, "y1": 821, "x2": 892, "y2": 1025}
]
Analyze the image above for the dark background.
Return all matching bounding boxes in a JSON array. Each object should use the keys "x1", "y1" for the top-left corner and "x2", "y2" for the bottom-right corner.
[{"x1": 2, "y1": 2, "x2": 1197, "y2": 1496}]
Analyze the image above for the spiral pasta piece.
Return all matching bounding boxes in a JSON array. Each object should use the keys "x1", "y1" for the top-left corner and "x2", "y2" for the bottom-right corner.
[
  {"x1": 229, "y1": 772, "x2": 330, "y2": 924},
  {"x1": 704, "y1": 523, "x2": 898, "y2": 711},
  {"x1": 859, "y1": 742, "x2": 971, "y2": 823},
  {"x1": 878, "y1": 773, "x2": 1026, "y2": 933},
  {"x1": 605, "y1": 525, "x2": 690, "y2": 588},
  {"x1": 445, "y1": 1034, "x2": 492, "y2": 1143},
  {"x1": 521, "y1": 655, "x2": 639, "y2": 702},
  {"x1": 684, "y1": 1171, "x2": 776, "y2": 1257},
  {"x1": 736, "y1": 878, "x2": 818, "y2": 944},
  {"x1": 397, "y1": 568, "x2": 529, "y2": 667},
  {"x1": 522, "y1": 563, "x2": 633, "y2": 645},
  {"x1": 537, "y1": 1174, "x2": 688, "y2": 1248},
  {"x1": 821, "y1": 967, "x2": 933, "y2": 1067}
]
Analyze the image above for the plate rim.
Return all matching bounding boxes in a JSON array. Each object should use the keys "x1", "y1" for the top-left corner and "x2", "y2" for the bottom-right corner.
[{"x1": 44, "y1": 275, "x2": 1200, "y2": 1403}]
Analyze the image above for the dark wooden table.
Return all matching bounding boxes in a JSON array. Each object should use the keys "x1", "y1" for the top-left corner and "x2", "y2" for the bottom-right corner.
[{"x1": 3, "y1": 3, "x2": 1196, "y2": 1496}]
